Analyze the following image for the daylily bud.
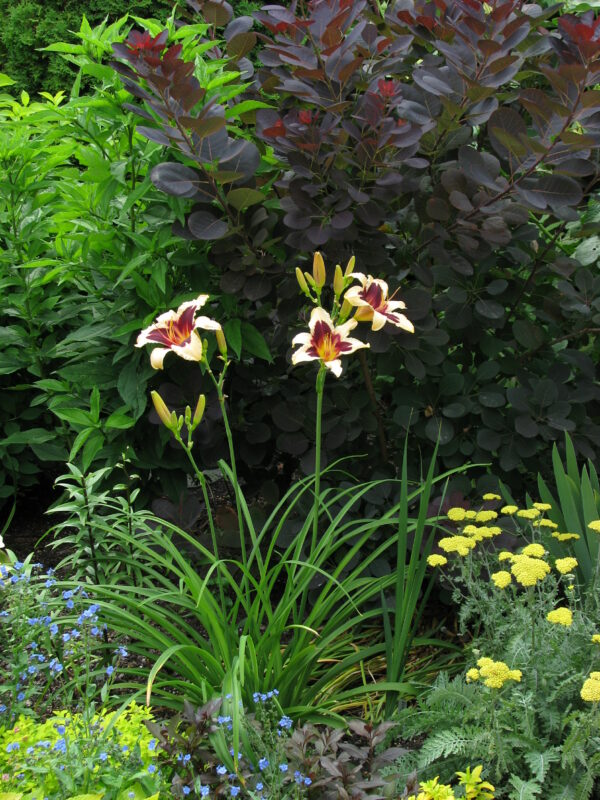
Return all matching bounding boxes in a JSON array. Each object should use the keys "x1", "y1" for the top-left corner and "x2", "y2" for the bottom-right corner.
[
  {"x1": 344, "y1": 255, "x2": 355, "y2": 276},
  {"x1": 333, "y1": 264, "x2": 344, "y2": 296},
  {"x1": 304, "y1": 271, "x2": 316, "y2": 289},
  {"x1": 216, "y1": 327, "x2": 228, "y2": 358},
  {"x1": 312, "y1": 251, "x2": 326, "y2": 288},
  {"x1": 151, "y1": 391, "x2": 175, "y2": 431},
  {"x1": 296, "y1": 267, "x2": 310, "y2": 295},
  {"x1": 193, "y1": 394, "x2": 206, "y2": 428},
  {"x1": 184, "y1": 405, "x2": 192, "y2": 428}
]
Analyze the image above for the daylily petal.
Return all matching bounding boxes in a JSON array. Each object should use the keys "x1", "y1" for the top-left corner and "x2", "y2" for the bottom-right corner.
[
  {"x1": 292, "y1": 332, "x2": 312, "y2": 346},
  {"x1": 371, "y1": 310, "x2": 388, "y2": 332},
  {"x1": 353, "y1": 306, "x2": 374, "y2": 322},
  {"x1": 177, "y1": 295, "x2": 209, "y2": 315},
  {"x1": 155, "y1": 309, "x2": 179, "y2": 325},
  {"x1": 194, "y1": 315, "x2": 222, "y2": 332},
  {"x1": 173, "y1": 331, "x2": 204, "y2": 362},
  {"x1": 385, "y1": 299, "x2": 408, "y2": 312},
  {"x1": 150, "y1": 347, "x2": 170, "y2": 370},
  {"x1": 343, "y1": 285, "x2": 370, "y2": 308},
  {"x1": 342, "y1": 336, "x2": 369, "y2": 354},
  {"x1": 308, "y1": 307, "x2": 334, "y2": 333},
  {"x1": 336, "y1": 318, "x2": 359, "y2": 339},
  {"x1": 325, "y1": 359, "x2": 343, "y2": 378},
  {"x1": 291, "y1": 346, "x2": 319, "y2": 365}
]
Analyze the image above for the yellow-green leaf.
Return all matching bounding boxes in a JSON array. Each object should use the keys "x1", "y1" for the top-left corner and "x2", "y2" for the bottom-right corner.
[{"x1": 226, "y1": 188, "x2": 264, "y2": 211}]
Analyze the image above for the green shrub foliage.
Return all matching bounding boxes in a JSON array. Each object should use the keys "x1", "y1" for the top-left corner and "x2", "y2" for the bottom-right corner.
[
  {"x1": 0, "y1": 0, "x2": 184, "y2": 93},
  {"x1": 110, "y1": 0, "x2": 600, "y2": 498}
]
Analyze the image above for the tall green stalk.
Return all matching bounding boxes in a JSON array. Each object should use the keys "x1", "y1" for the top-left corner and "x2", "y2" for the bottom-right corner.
[
  {"x1": 312, "y1": 366, "x2": 327, "y2": 553},
  {"x1": 204, "y1": 360, "x2": 247, "y2": 560},
  {"x1": 179, "y1": 441, "x2": 226, "y2": 613}
]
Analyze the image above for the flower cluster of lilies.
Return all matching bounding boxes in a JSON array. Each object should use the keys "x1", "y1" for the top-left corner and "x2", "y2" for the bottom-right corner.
[{"x1": 136, "y1": 252, "x2": 413, "y2": 379}]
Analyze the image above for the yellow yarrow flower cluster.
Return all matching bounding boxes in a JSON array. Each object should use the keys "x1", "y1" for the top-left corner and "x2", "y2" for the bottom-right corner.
[
  {"x1": 581, "y1": 672, "x2": 600, "y2": 702},
  {"x1": 511, "y1": 554, "x2": 550, "y2": 586},
  {"x1": 533, "y1": 502, "x2": 552, "y2": 511},
  {"x1": 521, "y1": 543, "x2": 545, "y2": 558},
  {"x1": 475, "y1": 510, "x2": 498, "y2": 523},
  {"x1": 439, "y1": 536, "x2": 476, "y2": 556},
  {"x1": 516, "y1": 508, "x2": 541, "y2": 520},
  {"x1": 482, "y1": 493, "x2": 501, "y2": 501},
  {"x1": 592, "y1": 634, "x2": 600, "y2": 644},
  {"x1": 498, "y1": 551, "x2": 513, "y2": 562},
  {"x1": 491, "y1": 570, "x2": 511, "y2": 589},
  {"x1": 555, "y1": 557, "x2": 578, "y2": 575},
  {"x1": 427, "y1": 554, "x2": 448, "y2": 568},
  {"x1": 501, "y1": 505, "x2": 518, "y2": 514},
  {"x1": 447, "y1": 507, "x2": 467, "y2": 521},
  {"x1": 536, "y1": 519, "x2": 558, "y2": 529},
  {"x1": 468, "y1": 657, "x2": 522, "y2": 689},
  {"x1": 552, "y1": 532, "x2": 580, "y2": 542},
  {"x1": 546, "y1": 607, "x2": 573, "y2": 627},
  {"x1": 588, "y1": 520, "x2": 600, "y2": 533}
]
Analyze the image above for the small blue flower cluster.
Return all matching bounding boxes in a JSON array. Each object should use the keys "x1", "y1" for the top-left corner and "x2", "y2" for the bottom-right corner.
[
  {"x1": 252, "y1": 689, "x2": 279, "y2": 704},
  {"x1": 0, "y1": 561, "x2": 129, "y2": 721},
  {"x1": 294, "y1": 770, "x2": 312, "y2": 787},
  {"x1": 216, "y1": 763, "x2": 243, "y2": 797}
]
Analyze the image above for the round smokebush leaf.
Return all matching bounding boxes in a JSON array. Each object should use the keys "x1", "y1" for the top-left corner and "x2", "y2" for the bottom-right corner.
[
  {"x1": 188, "y1": 211, "x2": 229, "y2": 240},
  {"x1": 477, "y1": 428, "x2": 502, "y2": 452},
  {"x1": 425, "y1": 417, "x2": 454, "y2": 445},
  {"x1": 515, "y1": 415, "x2": 539, "y2": 438}
]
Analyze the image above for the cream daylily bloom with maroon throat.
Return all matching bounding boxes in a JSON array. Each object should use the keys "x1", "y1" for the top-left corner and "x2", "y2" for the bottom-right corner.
[
  {"x1": 136, "y1": 294, "x2": 221, "y2": 369},
  {"x1": 292, "y1": 307, "x2": 368, "y2": 377},
  {"x1": 344, "y1": 273, "x2": 414, "y2": 332}
]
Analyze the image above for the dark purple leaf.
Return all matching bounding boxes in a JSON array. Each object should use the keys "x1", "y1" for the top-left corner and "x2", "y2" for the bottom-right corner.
[
  {"x1": 150, "y1": 162, "x2": 200, "y2": 197},
  {"x1": 188, "y1": 210, "x2": 229, "y2": 240},
  {"x1": 458, "y1": 146, "x2": 501, "y2": 190}
]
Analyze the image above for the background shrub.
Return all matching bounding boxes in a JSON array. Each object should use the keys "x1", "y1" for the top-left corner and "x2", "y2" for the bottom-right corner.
[
  {"x1": 114, "y1": 0, "x2": 600, "y2": 502},
  {"x1": 0, "y1": 0, "x2": 189, "y2": 93},
  {"x1": 2, "y1": 0, "x2": 600, "y2": 515}
]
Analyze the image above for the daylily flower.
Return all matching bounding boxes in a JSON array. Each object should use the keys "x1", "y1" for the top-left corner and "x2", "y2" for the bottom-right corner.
[
  {"x1": 344, "y1": 273, "x2": 414, "y2": 332},
  {"x1": 136, "y1": 295, "x2": 221, "y2": 369},
  {"x1": 291, "y1": 307, "x2": 368, "y2": 377}
]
